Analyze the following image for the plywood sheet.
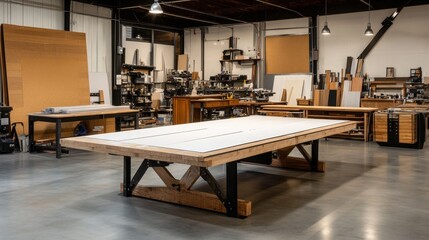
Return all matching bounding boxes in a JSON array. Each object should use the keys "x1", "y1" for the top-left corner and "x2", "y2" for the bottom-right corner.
[
  {"x1": 351, "y1": 77, "x2": 363, "y2": 92},
  {"x1": 355, "y1": 58, "x2": 364, "y2": 77},
  {"x1": 0, "y1": 25, "x2": 6, "y2": 103},
  {"x1": 313, "y1": 89, "x2": 329, "y2": 106},
  {"x1": 2, "y1": 24, "x2": 90, "y2": 138},
  {"x1": 177, "y1": 54, "x2": 188, "y2": 71},
  {"x1": 265, "y1": 35, "x2": 310, "y2": 74}
]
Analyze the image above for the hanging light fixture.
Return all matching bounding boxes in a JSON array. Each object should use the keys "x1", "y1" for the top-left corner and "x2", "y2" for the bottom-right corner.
[
  {"x1": 321, "y1": 0, "x2": 331, "y2": 35},
  {"x1": 364, "y1": 0, "x2": 374, "y2": 36},
  {"x1": 149, "y1": 0, "x2": 163, "y2": 14}
]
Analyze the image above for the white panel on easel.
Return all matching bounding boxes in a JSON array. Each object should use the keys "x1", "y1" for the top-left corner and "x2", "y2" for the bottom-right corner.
[
  {"x1": 89, "y1": 72, "x2": 111, "y2": 105},
  {"x1": 270, "y1": 75, "x2": 311, "y2": 105}
]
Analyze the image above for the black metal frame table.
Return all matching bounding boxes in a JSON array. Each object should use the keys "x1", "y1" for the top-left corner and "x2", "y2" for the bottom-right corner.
[
  {"x1": 28, "y1": 108, "x2": 139, "y2": 158},
  {"x1": 61, "y1": 116, "x2": 356, "y2": 218}
]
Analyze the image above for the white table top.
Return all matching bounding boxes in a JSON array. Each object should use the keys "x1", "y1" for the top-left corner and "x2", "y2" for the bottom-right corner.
[{"x1": 61, "y1": 116, "x2": 355, "y2": 167}]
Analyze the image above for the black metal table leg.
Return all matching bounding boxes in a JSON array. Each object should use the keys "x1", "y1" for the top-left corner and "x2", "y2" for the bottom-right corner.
[
  {"x1": 123, "y1": 156, "x2": 132, "y2": 197},
  {"x1": 29, "y1": 116, "x2": 35, "y2": 153},
  {"x1": 311, "y1": 139, "x2": 319, "y2": 171},
  {"x1": 55, "y1": 119, "x2": 62, "y2": 158},
  {"x1": 134, "y1": 112, "x2": 139, "y2": 129},
  {"x1": 226, "y1": 162, "x2": 238, "y2": 217},
  {"x1": 115, "y1": 117, "x2": 121, "y2": 132}
]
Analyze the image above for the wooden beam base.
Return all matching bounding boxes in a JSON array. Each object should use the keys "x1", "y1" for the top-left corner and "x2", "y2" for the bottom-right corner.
[
  {"x1": 273, "y1": 145, "x2": 325, "y2": 172},
  {"x1": 272, "y1": 157, "x2": 325, "y2": 172},
  {"x1": 122, "y1": 185, "x2": 252, "y2": 217}
]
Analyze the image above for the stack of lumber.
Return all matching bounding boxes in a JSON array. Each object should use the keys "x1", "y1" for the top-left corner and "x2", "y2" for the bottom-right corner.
[{"x1": 315, "y1": 57, "x2": 363, "y2": 107}]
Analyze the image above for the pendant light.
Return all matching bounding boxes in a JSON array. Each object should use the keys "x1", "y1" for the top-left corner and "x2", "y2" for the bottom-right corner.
[
  {"x1": 149, "y1": 0, "x2": 163, "y2": 14},
  {"x1": 321, "y1": 0, "x2": 331, "y2": 35},
  {"x1": 364, "y1": 0, "x2": 374, "y2": 36}
]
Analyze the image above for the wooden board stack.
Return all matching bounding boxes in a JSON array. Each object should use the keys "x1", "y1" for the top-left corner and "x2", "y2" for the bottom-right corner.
[{"x1": 316, "y1": 57, "x2": 364, "y2": 108}]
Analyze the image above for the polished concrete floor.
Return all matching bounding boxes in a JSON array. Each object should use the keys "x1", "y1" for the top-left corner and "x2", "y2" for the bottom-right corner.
[{"x1": 1, "y1": 139, "x2": 429, "y2": 240}]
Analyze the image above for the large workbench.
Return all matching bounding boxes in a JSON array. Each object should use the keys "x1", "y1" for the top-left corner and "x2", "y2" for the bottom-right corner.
[
  {"x1": 259, "y1": 105, "x2": 378, "y2": 141},
  {"x1": 29, "y1": 108, "x2": 139, "y2": 158},
  {"x1": 61, "y1": 116, "x2": 356, "y2": 217}
]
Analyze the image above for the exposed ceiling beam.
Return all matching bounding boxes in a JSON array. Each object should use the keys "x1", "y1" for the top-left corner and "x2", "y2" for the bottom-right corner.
[
  {"x1": 161, "y1": 2, "x2": 250, "y2": 24},
  {"x1": 136, "y1": 6, "x2": 221, "y2": 25},
  {"x1": 255, "y1": 0, "x2": 305, "y2": 18}
]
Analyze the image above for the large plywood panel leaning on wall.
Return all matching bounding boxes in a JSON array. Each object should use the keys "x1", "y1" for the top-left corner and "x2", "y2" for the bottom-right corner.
[
  {"x1": 0, "y1": 27, "x2": 6, "y2": 103},
  {"x1": 1, "y1": 24, "x2": 90, "y2": 139},
  {"x1": 265, "y1": 35, "x2": 310, "y2": 74}
]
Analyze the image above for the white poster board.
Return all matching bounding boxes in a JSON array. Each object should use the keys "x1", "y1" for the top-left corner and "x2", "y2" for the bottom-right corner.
[{"x1": 270, "y1": 74, "x2": 312, "y2": 105}]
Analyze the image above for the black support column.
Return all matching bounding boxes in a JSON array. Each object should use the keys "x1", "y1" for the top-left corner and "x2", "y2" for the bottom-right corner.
[
  {"x1": 64, "y1": 0, "x2": 71, "y2": 31},
  {"x1": 112, "y1": 9, "x2": 122, "y2": 106}
]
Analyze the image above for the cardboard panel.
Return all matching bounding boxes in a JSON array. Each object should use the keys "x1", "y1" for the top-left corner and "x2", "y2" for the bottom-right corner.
[
  {"x1": 265, "y1": 35, "x2": 309, "y2": 74},
  {"x1": 2, "y1": 24, "x2": 90, "y2": 138},
  {"x1": 351, "y1": 77, "x2": 363, "y2": 91},
  {"x1": 0, "y1": 25, "x2": 6, "y2": 103},
  {"x1": 177, "y1": 54, "x2": 188, "y2": 71},
  {"x1": 313, "y1": 89, "x2": 329, "y2": 106}
]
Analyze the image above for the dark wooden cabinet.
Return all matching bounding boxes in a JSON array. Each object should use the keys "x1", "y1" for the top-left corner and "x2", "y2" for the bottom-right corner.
[{"x1": 173, "y1": 95, "x2": 223, "y2": 124}]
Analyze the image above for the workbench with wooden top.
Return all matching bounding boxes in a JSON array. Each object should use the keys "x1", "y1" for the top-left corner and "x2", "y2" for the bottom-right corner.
[
  {"x1": 29, "y1": 107, "x2": 139, "y2": 158},
  {"x1": 360, "y1": 98, "x2": 403, "y2": 110},
  {"x1": 259, "y1": 105, "x2": 378, "y2": 141},
  {"x1": 61, "y1": 116, "x2": 356, "y2": 218},
  {"x1": 173, "y1": 94, "x2": 224, "y2": 124}
]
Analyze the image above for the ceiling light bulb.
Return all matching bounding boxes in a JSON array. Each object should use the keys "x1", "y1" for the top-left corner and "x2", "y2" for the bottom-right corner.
[
  {"x1": 149, "y1": 0, "x2": 163, "y2": 14},
  {"x1": 365, "y1": 23, "x2": 374, "y2": 36},
  {"x1": 321, "y1": 23, "x2": 331, "y2": 35}
]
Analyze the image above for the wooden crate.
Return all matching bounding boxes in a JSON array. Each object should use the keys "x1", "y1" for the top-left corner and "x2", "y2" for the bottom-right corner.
[
  {"x1": 374, "y1": 112, "x2": 418, "y2": 144},
  {"x1": 399, "y1": 113, "x2": 417, "y2": 144},
  {"x1": 374, "y1": 113, "x2": 388, "y2": 142}
]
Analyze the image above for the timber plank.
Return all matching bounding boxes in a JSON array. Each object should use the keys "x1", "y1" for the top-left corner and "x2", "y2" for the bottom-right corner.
[
  {"x1": 180, "y1": 166, "x2": 200, "y2": 190},
  {"x1": 153, "y1": 167, "x2": 181, "y2": 190},
  {"x1": 132, "y1": 186, "x2": 252, "y2": 217}
]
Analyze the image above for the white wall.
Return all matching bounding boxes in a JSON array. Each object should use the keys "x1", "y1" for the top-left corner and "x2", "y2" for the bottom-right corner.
[
  {"x1": 184, "y1": 28, "x2": 202, "y2": 73},
  {"x1": 0, "y1": 0, "x2": 63, "y2": 29},
  {"x1": 123, "y1": 40, "x2": 152, "y2": 66},
  {"x1": 184, "y1": 19, "x2": 310, "y2": 82},
  {"x1": 204, "y1": 24, "x2": 255, "y2": 79},
  {"x1": 122, "y1": 32, "x2": 175, "y2": 82},
  {"x1": 265, "y1": 18, "x2": 309, "y2": 36},
  {"x1": 319, "y1": 5, "x2": 429, "y2": 78},
  {"x1": 154, "y1": 43, "x2": 175, "y2": 82},
  {"x1": 70, "y1": 2, "x2": 112, "y2": 79}
]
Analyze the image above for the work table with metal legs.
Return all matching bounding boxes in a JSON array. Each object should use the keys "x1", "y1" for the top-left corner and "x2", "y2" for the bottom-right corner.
[
  {"x1": 28, "y1": 108, "x2": 139, "y2": 158},
  {"x1": 61, "y1": 116, "x2": 356, "y2": 217}
]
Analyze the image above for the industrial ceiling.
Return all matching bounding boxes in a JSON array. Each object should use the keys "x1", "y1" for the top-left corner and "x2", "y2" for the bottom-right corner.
[{"x1": 74, "y1": 0, "x2": 429, "y2": 30}]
